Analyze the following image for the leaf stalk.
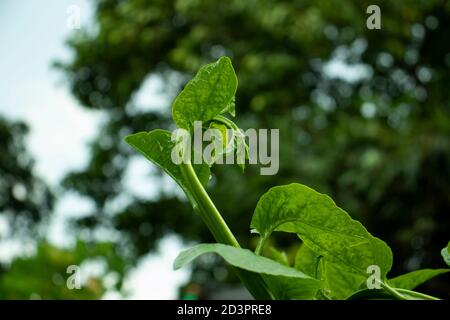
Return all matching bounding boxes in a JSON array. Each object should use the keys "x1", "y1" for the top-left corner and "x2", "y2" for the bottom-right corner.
[{"x1": 179, "y1": 162, "x2": 272, "y2": 299}]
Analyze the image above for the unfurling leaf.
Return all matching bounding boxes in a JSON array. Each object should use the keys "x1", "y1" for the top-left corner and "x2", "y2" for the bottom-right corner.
[{"x1": 172, "y1": 56, "x2": 237, "y2": 131}]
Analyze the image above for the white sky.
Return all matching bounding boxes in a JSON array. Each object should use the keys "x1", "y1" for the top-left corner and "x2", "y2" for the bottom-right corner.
[{"x1": 0, "y1": 0, "x2": 189, "y2": 299}]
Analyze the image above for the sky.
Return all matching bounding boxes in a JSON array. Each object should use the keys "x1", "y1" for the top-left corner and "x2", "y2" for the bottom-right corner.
[{"x1": 0, "y1": 0, "x2": 189, "y2": 299}]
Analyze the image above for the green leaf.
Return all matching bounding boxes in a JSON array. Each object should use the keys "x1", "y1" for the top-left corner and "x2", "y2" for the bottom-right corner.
[
  {"x1": 442, "y1": 242, "x2": 450, "y2": 267},
  {"x1": 224, "y1": 96, "x2": 236, "y2": 117},
  {"x1": 295, "y1": 243, "x2": 365, "y2": 299},
  {"x1": 251, "y1": 183, "x2": 393, "y2": 279},
  {"x1": 125, "y1": 130, "x2": 210, "y2": 208},
  {"x1": 295, "y1": 243, "x2": 322, "y2": 277},
  {"x1": 388, "y1": 269, "x2": 449, "y2": 290},
  {"x1": 262, "y1": 275, "x2": 320, "y2": 300},
  {"x1": 172, "y1": 56, "x2": 238, "y2": 131},
  {"x1": 322, "y1": 262, "x2": 367, "y2": 299},
  {"x1": 174, "y1": 243, "x2": 322, "y2": 299}
]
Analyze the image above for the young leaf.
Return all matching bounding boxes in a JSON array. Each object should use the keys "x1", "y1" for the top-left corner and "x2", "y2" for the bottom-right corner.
[
  {"x1": 125, "y1": 130, "x2": 210, "y2": 208},
  {"x1": 251, "y1": 183, "x2": 393, "y2": 278},
  {"x1": 172, "y1": 56, "x2": 238, "y2": 131},
  {"x1": 441, "y1": 241, "x2": 450, "y2": 267},
  {"x1": 211, "y1": 115, "x2": 249, "y2": 171},
  {"x1": 174, "y1": 243, "x2": 322, "y2": 299},
  {"x1": 388, "y1": 269, "x2": 449, "y2": 290}
]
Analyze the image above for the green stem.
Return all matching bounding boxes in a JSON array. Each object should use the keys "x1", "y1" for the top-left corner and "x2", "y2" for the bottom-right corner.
[
  {"x1": 255, "y1": 237, "x2": 266, "y2": 255},
  {"x1": 214, "y1": 115, "x2": 240, "y2": 131},
  {"x1": 380, "y1": 281, "x2": 440, "y2": 300},
  {"x1": 395, "y1": 288, "x2": 440, "y2": 300},
  {"x1": 180, "y1": 162, "x2": 272, "y2": 299},
  {"x1": 380, "y1": 282, "x2": 408, "y2": 300},
  {"x1": 180, "y1": 162, "x2": 238, "y2": 246}
]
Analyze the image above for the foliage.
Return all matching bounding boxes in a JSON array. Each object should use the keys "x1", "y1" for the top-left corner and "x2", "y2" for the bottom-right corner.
[
  {"x1": 0, "y1": 117, "x2": 53, "y2": 238},
  {"x1": 126, "y1": 57, "x2": 448, "y2": 299},
  {"x1": 57, "y1": 0, "x2": 450, "y2": 297}
]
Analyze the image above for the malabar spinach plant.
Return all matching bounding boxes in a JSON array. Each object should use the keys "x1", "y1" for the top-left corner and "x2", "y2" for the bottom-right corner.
[{"x1": 125, "y1": 57, "x2": 449, "y2": 300}]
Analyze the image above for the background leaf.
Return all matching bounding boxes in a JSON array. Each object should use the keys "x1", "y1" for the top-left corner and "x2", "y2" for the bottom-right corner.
[
  {"x1": 172, "y1": 57, "x2": 238, "y2": 131},
  {"x1": 441, "y1": 243, "x2": 450, "y2": 267}
]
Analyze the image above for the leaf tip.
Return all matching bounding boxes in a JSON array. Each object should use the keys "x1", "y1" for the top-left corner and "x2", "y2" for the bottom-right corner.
[
  {"x1": 123, "y1": 134, "x2": 135, "y2": 144},
  {"x1": 172, "y1": 254, "x2": 183, "y2": 271}
]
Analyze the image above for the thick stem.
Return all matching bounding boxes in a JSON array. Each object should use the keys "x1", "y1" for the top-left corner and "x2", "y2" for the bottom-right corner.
[
  {"x1": 180, "y1": 162, "x2": 272, "y2": 299},
  {"x1": 180, "y1": 162, "x2": 238, "y2": 246},
  {"x1": 255, "y1": 237, "x2": 266, "y2": 256}
]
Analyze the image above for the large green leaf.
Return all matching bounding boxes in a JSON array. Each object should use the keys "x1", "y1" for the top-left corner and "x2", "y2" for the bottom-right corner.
[
  {"x1": 251, "y1": 183, "x2": 393, "y2": 278},
  {"x1": 172, "y1": 56, "x2": 238, "y2": 131},
  {"x1": 388, "y1": 269, "x2": 449, "y2": 290},
  {"x1": 441, "y1": 242, "x2": 450, "y2": 267},
  {"x1": 174, "y1": 243, "x2": 322, "y2": 299},
  {"x1": 125, "y1": 130, "x2": 210, "y2": 208}
]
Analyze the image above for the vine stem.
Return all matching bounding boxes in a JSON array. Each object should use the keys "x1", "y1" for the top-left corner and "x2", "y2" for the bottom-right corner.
[
  {"x1": 214, "y1": 114, "x2": 240, "y2": 131},
  {"x1": 180, "y1": 162, "x2": 272, "y2": 299},
  {"x1": 378, "y1": 280, "x2": 440, "y2": 300},
  {"x1": 395, "y1": 288, "x2": 440, "y2": 300},
  {"x1": 255, "y1": 237, "x2": 266, "y2": 256},
  {"x1": 380, "y1": 282, "x2": 408, "y2": 300}
]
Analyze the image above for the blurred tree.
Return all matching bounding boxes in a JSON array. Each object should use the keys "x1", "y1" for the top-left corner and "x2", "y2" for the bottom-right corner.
[
  {"x1": 56, "y1": 0, "x2": 450, "y2": 297},
  {"x1": 0, "y1": 116, "x2": 53, "y2": 239},
  {"x1": 0, "y1": 241, "x2": 124, "y2": 299},
  {"x1": 0, "y1": 116, "x2": 127, "y2": 299}
]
